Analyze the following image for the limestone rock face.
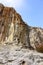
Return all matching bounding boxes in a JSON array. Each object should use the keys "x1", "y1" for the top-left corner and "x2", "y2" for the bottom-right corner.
[
  {"x1": 29, "y1": 27, "x2": 43, "y2": 52},
  {"x1": 0, "y1": 3, "x2": 30, "y2": 48},
  {"x1": 0, "y1": 3, "x2": 43, "y2": 65},
  {"x1": 0, "y1": 3, "x2": 43, "y2": 51}
]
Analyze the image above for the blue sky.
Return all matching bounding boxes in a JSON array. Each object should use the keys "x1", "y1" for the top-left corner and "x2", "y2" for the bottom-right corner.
[{"x1": 0, "y1": 0, "x2": 43, "y2": 28}]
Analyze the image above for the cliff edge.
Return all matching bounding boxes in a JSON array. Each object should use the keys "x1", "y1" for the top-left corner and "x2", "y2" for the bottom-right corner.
[
  {"x1": 0, "y1": 3, "x2": 43, "y2": 65},
  {"x1": 0, "y1": 3, "x2": 43, "y2": 52}
]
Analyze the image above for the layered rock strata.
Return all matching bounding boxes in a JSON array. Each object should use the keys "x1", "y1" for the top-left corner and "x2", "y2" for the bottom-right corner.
[{"x1": 0, "y1": 3, "x2": 43, "y2": 52}]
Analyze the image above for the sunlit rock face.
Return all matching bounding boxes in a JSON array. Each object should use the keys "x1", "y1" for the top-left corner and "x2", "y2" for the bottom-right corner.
[
  {"x1": 0, "y1": 3, "x2": 30, "y2": 48},
  {"x1": 29, "y1": 27, "x2": 43, "y2": 52},
  {"x1": 0, "y1": 3, "x2": 43, "y2": 52},
  {"x1": 0, "y1": 3, "x2": 43, "y2": 65}
]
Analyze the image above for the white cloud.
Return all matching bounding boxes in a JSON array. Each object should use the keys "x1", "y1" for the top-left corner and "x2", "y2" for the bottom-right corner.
[
  {"x1": 0, "y1": 0, "x2": 24, "y2": 8},
  {"x1": 6, "y1": 0, "x2": 13, "y2": 2}
]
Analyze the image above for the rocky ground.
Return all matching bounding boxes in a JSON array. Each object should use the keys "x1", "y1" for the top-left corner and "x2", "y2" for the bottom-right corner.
[{"x1": 0, "y1": 44, "x2": 43, "y2": 65}]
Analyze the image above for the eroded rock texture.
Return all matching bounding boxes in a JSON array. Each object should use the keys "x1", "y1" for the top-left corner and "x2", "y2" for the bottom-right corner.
[
  {"x1": 0, "y1": 44, "x2": 43, "y2": 65},
  {"x1": 0, "y1": 3, "x2": 43, "y2": 65},
  {"x1": 0, "y1": 3, "x2": 43, "y2": 51},
  {"x1": 29, "y1": 27, "x2": 43, "y2": 52}
]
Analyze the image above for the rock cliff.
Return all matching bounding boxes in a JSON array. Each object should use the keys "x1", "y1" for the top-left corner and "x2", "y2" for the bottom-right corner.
[{"x1": 0, "y1": 3, "x2": 43, "y2": 65}]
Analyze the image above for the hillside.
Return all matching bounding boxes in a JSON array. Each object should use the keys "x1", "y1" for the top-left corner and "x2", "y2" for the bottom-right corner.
[{"x1": 0, "y1": 3, "x2": 43, "y2": 65}]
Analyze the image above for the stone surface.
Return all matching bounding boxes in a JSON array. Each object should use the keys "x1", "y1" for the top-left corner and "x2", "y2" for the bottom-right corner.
[
  {"x1": 0, "y1": 3, "x2": 43, "y2": 52},
  {"x1": 29, "y1": 27, "x2": 43, "y2": 52},
  {"x1": 0, "y1": 44, "x2": 43, "y2": 65},
  {"x1": 0, "y1": 3, "x2": 43, "y2": 65}
]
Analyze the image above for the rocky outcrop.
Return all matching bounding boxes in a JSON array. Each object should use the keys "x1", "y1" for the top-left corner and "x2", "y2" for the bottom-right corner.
[
  {"x1": 29, "y1": 27, "x2": 43, "y2": 52},
  {"x1": 0, "y1": 3, "x2": 30, "y2": 48},
  {"x1": 0, "y1": 3, "x2": 43, "y2": 52},
  {"x1": 0, "y1": 3, "x2": 43, "y2": 65}
]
